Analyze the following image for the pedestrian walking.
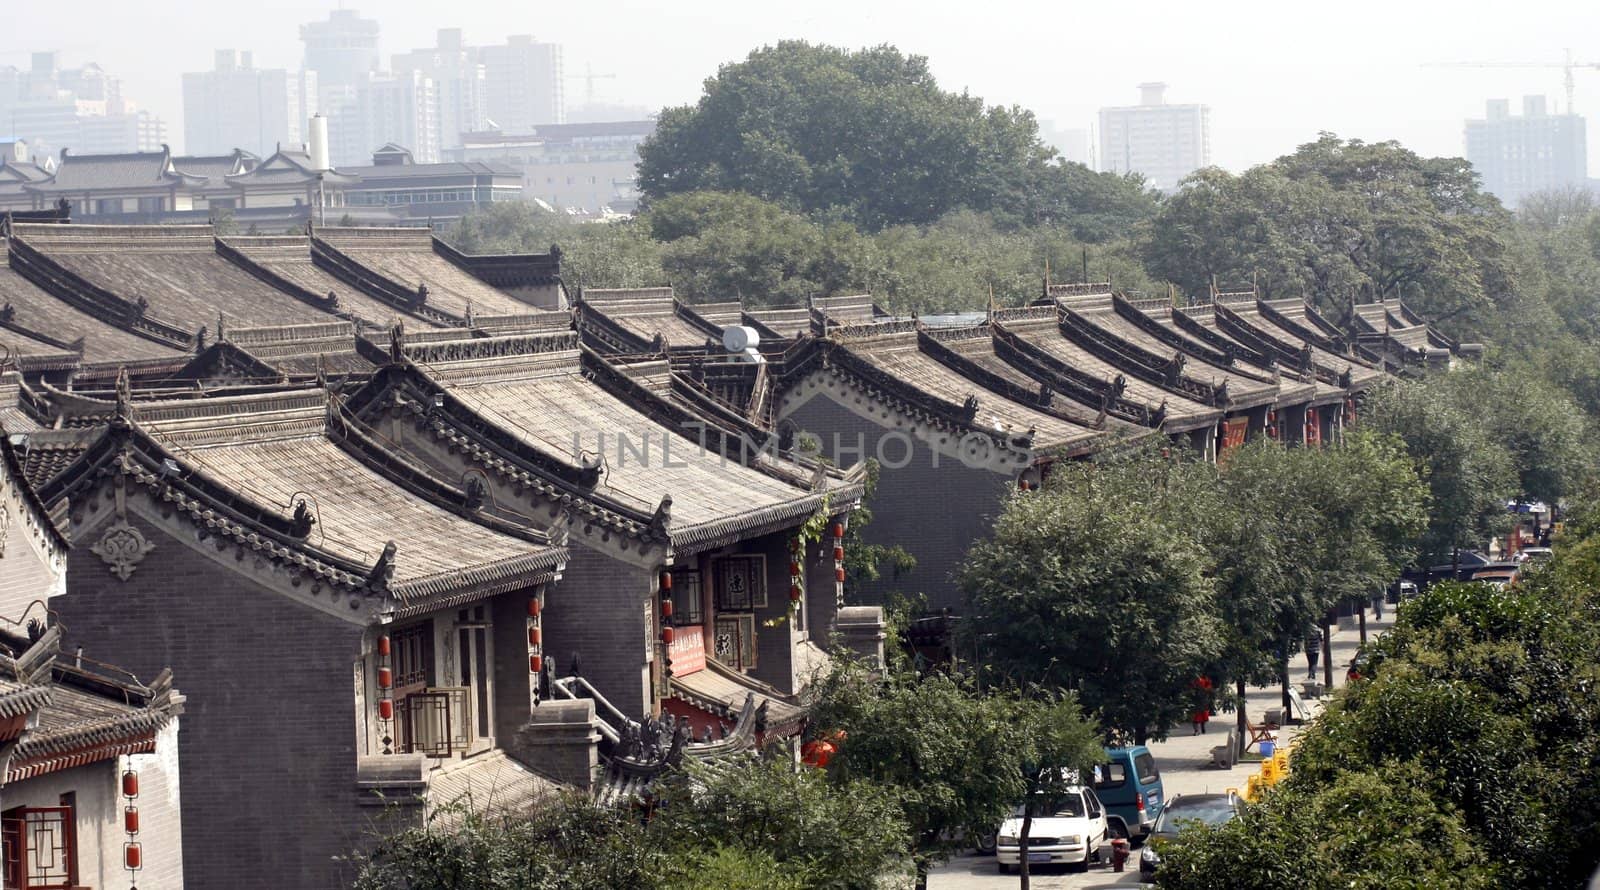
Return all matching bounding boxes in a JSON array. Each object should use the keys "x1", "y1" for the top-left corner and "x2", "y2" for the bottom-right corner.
[
  {"x1": 1190, "y1": 675, "x2": 1214, "y2": 735},
  {"x1": 1371, "y1": 588, "x2": 1385, "y2": 621},
  {"x1": 1304, "y1": 630, "x2": 1322, "y2": 679}
]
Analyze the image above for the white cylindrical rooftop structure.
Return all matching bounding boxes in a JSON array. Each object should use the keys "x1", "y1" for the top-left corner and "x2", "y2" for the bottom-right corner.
[{"x1": 308, "y1": 114, "x2": 331, "y2": 171}]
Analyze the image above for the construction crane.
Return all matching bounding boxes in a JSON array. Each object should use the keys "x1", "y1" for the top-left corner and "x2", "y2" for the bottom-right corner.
[
  {"x1": 1426, "y1": 49, "x2": 1600, "y2": 113},
  {"x1": 565, "y1": 65, "x2": 618, "y2": 107}
]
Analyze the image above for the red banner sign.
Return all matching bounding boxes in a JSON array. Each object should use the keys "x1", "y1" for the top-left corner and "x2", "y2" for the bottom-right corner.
[{"x1": 668, "y1": 626, "x2": 706, "y2": 676}]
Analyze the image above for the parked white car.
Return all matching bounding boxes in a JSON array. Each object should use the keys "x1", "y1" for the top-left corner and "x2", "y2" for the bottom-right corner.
[{"x1": 995, "y1": 785, "x2": 1109, "y2": 873}]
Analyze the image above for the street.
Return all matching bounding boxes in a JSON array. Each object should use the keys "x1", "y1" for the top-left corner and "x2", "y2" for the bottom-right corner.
[{"x1": 930, "y1": 610, "x2": 1393, "y2": 889}]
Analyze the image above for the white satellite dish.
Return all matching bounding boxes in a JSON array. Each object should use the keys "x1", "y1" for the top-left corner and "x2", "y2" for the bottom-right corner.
[{"x1": 722, "y1": 325, "x2": 760, "y2": 353}]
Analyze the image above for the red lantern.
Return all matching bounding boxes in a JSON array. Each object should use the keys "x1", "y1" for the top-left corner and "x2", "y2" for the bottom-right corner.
[
  {"x1": 124, "y1": 806, "x2": 139, "y2": 834},
  {"x1": 122, "y1": 770, "x2": 139, "y2": 798},
  {"x1": 832, "y1": 523, "x2": 844, "y2": 539},
  {"x1": 790, "y1": 585, "x2": 803, "y2": 602},
  {"x1": 834, "y1": 567, "x2": 846, "y2": 583},
  {"x1": 125, "y1": 842, "x2": 142, "y2": 871},
  {"x1": 527, "y1": 598, "x2": 542, "y2": 617},
  {"x1": 528, "y1": 626, "x2": 542, "y2": 646},
  {"x1": 789, "y1": 560, "x2": 801, "y2": 575},
  {"x1": 378, "y1": 699, "x2": 394, "y2": 720},
  {"x1": 832, "y1": 546, "x2": 844, "y2": 561},
  {"x1": 377, "y1": 667, "x2": 392, "y2": 689},
  {"x1": 529, "y1": 654, "x2": 543, "y2": 673},
  {"x1": 660, "y1": 571, "x2": 673, "y2": 591},
  {"x1": 662, "y1": 627, "x2": 676, "y2": 645},
  {"x1": 376, "y1": 635, "x2": 391, "y2": 657},
  {"x1": 661, "y1": 600, "x2": 673, "y2": 618},
  {"x1": 790, "y1": 538, "x2": 800, "y2": 553}
]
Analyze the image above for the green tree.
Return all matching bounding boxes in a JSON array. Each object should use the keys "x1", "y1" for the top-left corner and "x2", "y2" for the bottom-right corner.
[
  {"x1": 960, "y1": 449, "x2": 1222, "y2": 743},
  {"x1": 807, "y1": 660, "x2": 1071, "y2": 890},
  {"x1": 1363, "y1": 378, "x2": 1516, "y2": 565},
  {"x1": 638, "y1": 41, "x2": 1057, "y2": 231},
  {"x1": 1005, "y1": 693, "x2": 1107, "y2": 888}
]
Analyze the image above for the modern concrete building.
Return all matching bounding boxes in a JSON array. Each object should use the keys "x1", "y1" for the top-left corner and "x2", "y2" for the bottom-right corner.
[
  {"x1": 392, "y1": 29, "x2": 487, "y2": 152},
  {"x1": 182, "y1": 50, "x2": 317, "y2": 157},
  {"x1": 478, "y1": 35, "x2": 565, "y2": 130},
  {"x1": 1464, "y1": 96, "x2": 1587, "y2": 208},
  {"x1": 1098, "y1": 83, "x2": 1210, "y2": 192},
  {"x1": 299, "y1": 10, "x2": 382, "y2": 96},
  {"x1": 450, "y1": 119, "x2": 653, "y2": 214},
  {"x1": 0, "y1": 53, "x2": 166, "y2": 158},
  {"x1": 328, "y1": 71, "x2": 441, "y2": 167}
]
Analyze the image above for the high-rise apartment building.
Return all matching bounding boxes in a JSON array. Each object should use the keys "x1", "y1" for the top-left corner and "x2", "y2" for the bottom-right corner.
[
  {"x1": 183, "y1": 50, "x2": 316, "y2": 157},
  {"x1": 328, "y1": 71, "x2": 440, "y2": 167},
  {"x1": 392, "y1": 29, "x2": 487, "y2": 150},
  {"x1": 1465, "y1": 96, "x2": 1587, "y2": 208},
  {"x1": 300, "y1": 9, "x2": 381, "y2": 96},
  {"x1": 0, "y1": 51, "x2": 165, "y2": 157},
  {"x1": 1098, "y1": 83, "x2": 1210, "y2": 192},
  {"x1": 479, "y1": 35, "x2": 564, "y2": 131}
]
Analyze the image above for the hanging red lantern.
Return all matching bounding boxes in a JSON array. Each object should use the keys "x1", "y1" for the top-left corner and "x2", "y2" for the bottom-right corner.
[
  {"x1": 527, "y1": 598, "x2": 542, "y2": 617},
  {"x1": 790, "y1": 585, "x2": 803, "y2": 602},
  {"x1": 124, "y1": 806, "x2": 139, "y2": 834},
  {"x1": 376, "y1": 635, "x2": 391, "y2": 657},
  {"x1": 834, "y1": 567, "x2": 846, "y2": 583},
  {"x1": 529, "y1": 654, "x2": 543, "y2": 673},
  {"x1": 832, "y1": 523, "x2": 844, "y2": 538},
  {"x1": 660, "y1": 571, "x2": 673, "y2": 591},
  {"x1": 790, "y1": 538, "x2": 800, "y2": 553},
  {"x1": 125, "y1": 842, "x2": 142, "y2": 871},
  {"x1": 378, "y1": 699, "x2": 394, "y2": 720},
  {"x1": 377, "y1": 667, "x2": 392, "y2": 689},
  {"x1": 662, "y1": 627, "x2": 675, "y2": 645},
  {"x1": 528, "y1": 626, "x2": 542, "y2": 646},
  {"x1": 832, "y1": 546, "x2": 844, "y2": 561},
  {"x1": 788, "y1": 560, "x2": 800, "y2": 575},
  {"x1": 122, "y1": 770, "x2": 139, "y2": 798},
  {"x1": 660, "y1": 600, "x2": 673, "y2": 618}
]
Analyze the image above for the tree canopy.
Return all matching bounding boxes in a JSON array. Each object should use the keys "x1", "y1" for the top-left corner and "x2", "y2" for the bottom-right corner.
[{"x1": 638, "y1": 41, "x2": 1156, "y2": 234}]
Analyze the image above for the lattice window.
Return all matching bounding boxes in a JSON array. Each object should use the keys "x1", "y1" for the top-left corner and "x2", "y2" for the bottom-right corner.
[
  {"x1": 391, "y1": 623, "x2": 433, "y2": 690},
  {"x1": 714, "y1": 556, "x2": 766, "y2": 611},
  {"x1": 669, "y1": 568, "x2": 702, "y2": 627},
  {"x1": 1, "y1": 805, "x2": 76, "y2": 890}
]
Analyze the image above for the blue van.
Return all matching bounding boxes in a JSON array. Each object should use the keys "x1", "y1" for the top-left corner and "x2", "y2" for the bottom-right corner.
[{"x1": 1094, "y1": 746, "x2": 1165, "y2": 840}]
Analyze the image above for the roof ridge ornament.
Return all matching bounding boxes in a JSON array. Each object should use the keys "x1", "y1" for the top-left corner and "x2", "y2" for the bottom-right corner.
[
  {"x1": 366, "y1": 540, "x2": 397, "y2": 589},
  {"x1": 388, "y1": 321, "x2": 405, "y2": 364},
  {"x1": 650, "y1": 495, "x2": 672, "y2": 534}
]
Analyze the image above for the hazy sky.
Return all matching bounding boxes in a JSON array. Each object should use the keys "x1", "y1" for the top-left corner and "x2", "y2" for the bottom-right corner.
[{"x1": 7, "y1": 0, "x2": 1600, "y2": 172}]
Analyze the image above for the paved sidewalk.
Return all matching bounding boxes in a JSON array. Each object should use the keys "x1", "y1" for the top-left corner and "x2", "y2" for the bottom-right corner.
[{"x1": 929, "y1": 611, "x2": 1394, "y2": 889}]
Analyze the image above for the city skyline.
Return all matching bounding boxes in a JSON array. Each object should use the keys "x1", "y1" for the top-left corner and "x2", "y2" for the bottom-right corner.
[{"x1": 3, "y1": 0, "x2": 1599, "y2": 176}]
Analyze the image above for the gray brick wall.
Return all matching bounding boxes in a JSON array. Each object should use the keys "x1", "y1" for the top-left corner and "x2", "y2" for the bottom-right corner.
[
  {"x1": 783, "y1": 394, "x2": 1013, "y2": 613},
  {"x1": 542, "y1": 547, "x2": 651, "y2": 720},
  {"x1": 53, "y1": 514, "x2": 367, "y2": 890}
]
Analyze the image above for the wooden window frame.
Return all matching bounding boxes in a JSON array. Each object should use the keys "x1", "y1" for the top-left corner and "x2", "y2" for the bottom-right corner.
[{"x1": 714, "y1": 555, "x2": 767, "y2": 611}]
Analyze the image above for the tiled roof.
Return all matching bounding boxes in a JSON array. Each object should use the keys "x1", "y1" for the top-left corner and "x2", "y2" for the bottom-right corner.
[
  {"x1": 919, "y1": 324, "x2": 1152, "y2": 435},
  {"x1": 579, "y1": 288, "x2": 723, "y2": 351},
  {"x1": 425, "y1": 749, "x2": 560, "y2": 824},
  {"x1": 218, "y1": 235, "x2": 445, "y2": 330},
  {"x1": 11, "y1": 223, "x2": 334, "y2": 332},
  {"x1": 0, "y1": 375, "x2": 44, "y2": 432},
  {"x1": 1058, "y1": 294, "x2": 1294, "y2": 409},
  {"x1": 0, "y1": 247, "x2": 185, "y2": 364},
  {"x1": 670, "y1": 657, "x2": 803, "y2": 730},
  {"x1": 0, "y1": 627, "x2": 183, "y2": 783},
  {"x1": 989, "y1": 310, "x2": 1221, "y2": 431},
  {"x1": 312, "y1": 227, "x2": 533, "y2": 318},
  {"x1": 134, "y1": 391, "x2": 560, "y2": 598},
  {"x1": 415, "y1": 344, "x2": 843, "y2": 534},
  {"x1": 1206, "y1": 300, "x2": 1383, "y2": 390},
  {"x1": 821, "y1": 326, "x2": 1104, "y2": 454},
  {"x1": 27, "y1": 149, "x2": 195, "y2": 192}
]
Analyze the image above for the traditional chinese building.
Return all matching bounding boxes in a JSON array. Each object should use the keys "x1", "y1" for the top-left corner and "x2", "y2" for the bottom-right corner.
[
  {"x1": 343, "y1": 328, "x2": 866, "y2": 743},
  {"x1": 23, "y1": 388, "x2": 567, "y2": 889},
  {"x1": 0, "y1": 425, "x2": 185, "y2": 890}
]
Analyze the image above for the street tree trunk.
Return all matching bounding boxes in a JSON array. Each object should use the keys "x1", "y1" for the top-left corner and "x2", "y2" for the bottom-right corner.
[
  {"x1": 1019, "y1": 810, "x2": 1034, "y2": 889},
  {"x1": 1235, "y1": 678, "x2": 1248, "y2": 758},
  {"x1": 1322, "y1": 621, "x2": 1333, "y2": 690},
  {"x1": 1280, "y1": 658, "x2": 1291, "y2": 713},
  {"x1": 1358, "y1": 601, "x2": 1367, "y2": 643}
]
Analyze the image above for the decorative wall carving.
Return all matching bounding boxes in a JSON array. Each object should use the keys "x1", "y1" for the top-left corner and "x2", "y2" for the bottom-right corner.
[{"x1": 91, "y1": 520, "x2": 156, "y2": 580}]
